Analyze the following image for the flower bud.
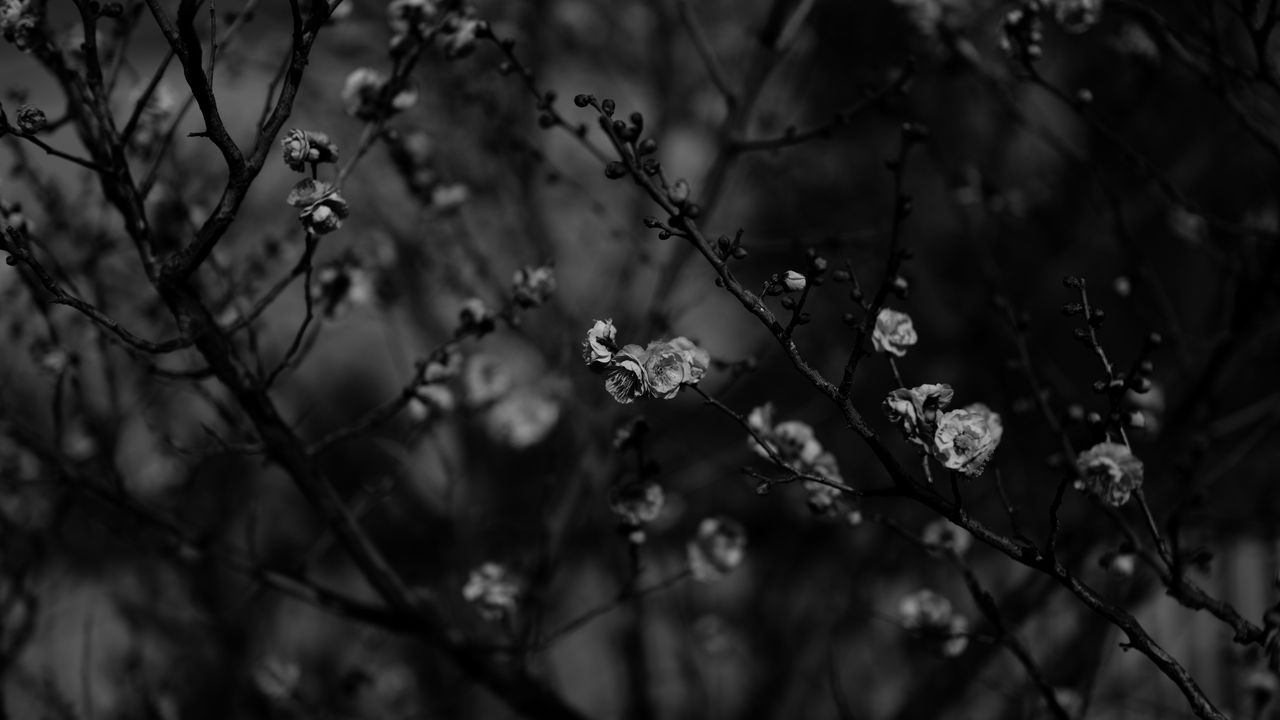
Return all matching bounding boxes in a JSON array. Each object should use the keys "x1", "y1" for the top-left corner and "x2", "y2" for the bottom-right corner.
[{"x1": 15, "y1": 104, "x2": 46, "y2": 134}]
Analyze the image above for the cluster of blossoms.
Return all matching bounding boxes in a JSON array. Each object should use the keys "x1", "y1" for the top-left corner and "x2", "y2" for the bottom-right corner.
[
  {"x1": 885, "y1": 384, "x2": 1003, "y2": 476},
  {"x1": 511, "y1": 266, "x2": 556, "y2": 308},
  {"x1": 0, "y1": 0, "x2": 34, "y2": 51},
  {"x1": 462, "y1": 353, "x2": 563, "y2": 449},
  {"x1": 311, "y1": 255, "x2": 373, "y2": 318},
  {"x1": 462, "y1": 562, "x2": 519, "y2": 621},
  {"x1": 687, "y1": 517, "x2": 747, "y2": 582},
  {"x1": 341, "y1": 67, "x2": 419, "y2": 121},
  {"x1": 387, "y1": 0, "x2": 483, "y2": 58},
  {"x1": 1074, "y1": 441, "x2": 1144, "y2": 506},
  {"x1": 746, "y1": 403, "x2": 857, "y2": 519},
  {"x1": 610, "y1": 481, "x2": 665, "y2": 544},
  {"x1": 872, "y1": 308, "x2": 918, "y2": 357},
  {"x1": 280, "y1": 129, "x2": 339, "y2": 172},
  {"x1": 583, "y1": 320, "x2": 711, "y2": 404},
  {"x1": 897, "y1": 588, "x2": 969, "y2": 657},
  {"x1": 287, "y1": 178, "x2": 350, "y2": 235}
]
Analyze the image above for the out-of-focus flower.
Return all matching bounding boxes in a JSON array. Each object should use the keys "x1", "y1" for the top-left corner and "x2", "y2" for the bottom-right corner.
[
  {"x1": 1075, "y1": 442, "x2": 1143, "y2": 506},
  {"x1": 1047, "y1": 688, "x2": 1085, "y2": 720},
  {"x1": 933, "y1": 403, "x2": 1003, "y2": 476},
  {"x1": 884, "y1": 383, "x2": 954, "y2": 449},
  {"x1": 388, "y1": 0, "x2": 440, "y2": 40},
  {"x1": 872, "y1": 308, "x2": 918, "y2": 357},
  {"x1": 438, "y1": 16, "x2": 482, "y2": 58},
  {"x1": 253, "y1": 656, "x2": 301, "y2": 701},
  {"x1": 922, "y1": 518, "x2": 973, "y2": 556},
  {"x1": 898, "y1": 589, "x2": 953, "y2": 630},
  {"x1": 942, "y1": 615, "x2": 969, "y2": 657},
  {"x1": 327, "y1": 0, "x2": 353, "y2": 22},
  {"x1": 687, "y1": 517, "x2": 746, "y2": 582},
  {"x1": 311, "y1": 258, "x2": 373, "y2": 318},
  {"x1": 747, "y1": 403, "x2": 849, "y2": 515},
  {"x1": 286, "y1": 179, "x2": 350, "y2": 235},
  {"x1": 783, "y1": 270, "x2": 806, "y2": 292},
  {"x1": 1100, "y1": 549, "x2": 1136, "y2": 578},
  {"x1": 462, "y1": 563, "x2": 519, "y2": 620},
  {"x1": 342, "y1": 67, "x2": 417, "y2": 120},
  {"x1": 458, "y1": 297, "x2": 495, "y2": 334},
  {"x1": 423, "y1": 346, "x2": 462, "y2": 382},
  {"x1": 463, "y1": 354, "x2": 513, "y2": 406},
  {"x1": 582, "y1": 319, "x2": 617, "y2": 368},
  {"x1": 611, "y1": 482, "x2": 665, "y2": 543},
  {"x1": 1049, "y1": 0, "x2": 1101, "y2": 32},
  {"x1": 127, "y1": 83, "x2": 178, "y2": 154},
  {"x1": 0, "y1": 0, "x2": 34, "y2": 51},
  {"x1": 512, "y1": 265, "x2": 556, "y2": 308},
  {"x1": 1125, "y1": 382, "x2": 1165, "y2": 435},
  {"x1": 407, "y1": 384, "x2": 454, "y2": 422},
  {"x1": 15, "y1": 104, "x2": 45, "y2": 134},
  {"x1": 1000, "y1": 2, "x2": 1044, "y2": 65},
  {"x1": 280, "y1": 129, "x2": 339, "y2": 172},
  {"x1": 484, "y1": 387, "x2": 561, "y2": 449},
  {"x1": 604, "y1": 344, "x2": 648, "y2": 404},
  {"x1": 431, "y1": 182, "x2": 469, "y2": 209}
]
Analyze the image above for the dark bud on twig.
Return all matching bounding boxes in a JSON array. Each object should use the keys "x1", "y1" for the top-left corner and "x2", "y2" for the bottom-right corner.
[
  {"x1": 684, "y1": 204, "x2": 701, "y2": 218},
  {"x1": 1088, "y1": 308, "x2": 1106, "y2": 326},
  {"x1": 731, "y1": 247, "x2": 748, "y2": 260},
  {"x1": 714, "y1": 277, "x2": 725, "y2": 287},
  {"x1": 637, "y1": 138, "x2": 657, "y2": 155},
  {"x1": 641, "y1": 158, "x2": 660, "y2": 176},
  {"x1": 573, "y1": 93, "x2": 592, "y2": 108},
  {"x1": 1061, "y1": 302, "x2": 1083, "y2": 316},
  {"x1": 601, "y1": 98, "x2": 616, "y2": 116},
  {"x1": 16, "y1": 105, "x2": 46, "y2": 135},
  {"x1": 604, "y1": 162, "x2": 627, "y2": 179},
  {"x1": 797, "y1": 312, "x2": 812, "y2": 325},
  {"x1": 630, "y1": 112, "x2": 644, "y2": 133},
  {"x1": 1073, "y1": 328, "x2": 1090, "y2": 343},
  {"x1": 1062, "y1": 275, "x2": 1085, "y2": 289}
]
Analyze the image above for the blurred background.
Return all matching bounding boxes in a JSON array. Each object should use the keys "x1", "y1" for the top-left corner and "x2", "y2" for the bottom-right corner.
[{"x1": 1, "y1": 0, "x2": 1279, "y2": 718}]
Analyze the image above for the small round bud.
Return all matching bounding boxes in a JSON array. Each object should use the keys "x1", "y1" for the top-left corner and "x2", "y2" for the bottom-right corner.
[
  {"x1": 604, "y1": 162, "x2": 627, "y2": 179},
  {"x1": 601, "y1": 98, "x2": 616, "y2": 116},
  {"x1": 731, "y1": 247, "x2": 748, "y2": 260},
  {"x1": 811, "y1": 257, "x2": 828, "y2": 273},
  {"x1": 573, "y1": 94, "x2": 592, "y2": 108},
  {"x1": 637, "y1": 138, "x2": 657, "y2": 155},
  {"x1": 667, "y1": 179, "x2": 690, "y2": 205},
  {"x1": 1076, "y1": 88, "x2": 1094, "y2": 105},
  {"x1": 16, "y1": 105, "x2": 47, "y2": 134}
]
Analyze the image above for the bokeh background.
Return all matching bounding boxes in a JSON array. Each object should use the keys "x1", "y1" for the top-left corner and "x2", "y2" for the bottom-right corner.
[{"x1": 1, "y1": 0, "x2": 1279, "y2": 718}]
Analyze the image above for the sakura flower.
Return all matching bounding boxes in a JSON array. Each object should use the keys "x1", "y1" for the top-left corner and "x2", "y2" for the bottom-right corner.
[
  {"x1": 280, "y1": 129, "x2": 339, "y2": 172},
  {"x1": 342, "y1": 67, "x2": 417, "y2": 120},
  {"x1": 687, "y1": 517, "x2": 747, "y2": 582},
  {"x1": 747, "y1": 404, "x2": 822, "y2": 465},
  {"x1": 642, "y1": 337, "x2": 708, "y2": 399},
  {"x1": 610, "y1": 482, "x2": 665, "y2": 543},
  {"x1": 783, "y1": 270, "x2": 807, "y2": 291},
  {"x1": 462, "y1": 563, "x2": 519, "y2": 620},
  {"x1": 922, "y1": 518, "x2": 973, "y2": 556},
  {"x1": 933, "y1": 403, "x2": 1003, "y2": 476},
  {"x1": 942, "y1": 615, "x2": 970, "y2": 657},
  {"x1": 872, "y1": 308, "x2": 918, "y2": 357},
  {"x1": 407, "y1": 384, "x2": 454, "y2": 422},
  {"x1": 898, "y1": 589, "x2": 953, "y2": 631},
  {"x1": 287, "y1": 178, "x2": 350, "y2": 235},
  {"x1": 884, "y1": 383, "x2": 955, "y2": 448},
  {"x1": 463, "y1": 354, "x2": 513, "y2": 406},
  {"x1": 604, "y1": 344, "x2": 649, "y2": 404},
  {"x1": 311, "y1": 259, "x2": 373, "y2": 318},
  {"x1": 582, "y1": 319, "x2": 617, "y2": 368},
  {"x1": 1075, "y1": 441, "x2": 1144, "y2": 506},
  {"x1": 511, "y1": 265, "x2": 556, "y2": 308},
  {"x1": 458, "y1": 297, "x2": 495, "y2": 334}
]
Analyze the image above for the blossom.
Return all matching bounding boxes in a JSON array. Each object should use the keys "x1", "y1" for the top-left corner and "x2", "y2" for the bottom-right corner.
[
  {"x1": 1049, "y1": 0, "x2": 1101, "y2": 32},
  {"x1": 0, "y1": 0, "x2": 34, "y2": 51},
  {"x1": 15, "y1": 104, "x2": 45, "y2": 134},
  {"x1": 387, "y1": 0, "x2": 440, "y2": 40},
  {"x1": 1100, "y1": 550, "x2": 1136, "y2": 578},
  {"x1": 280, "y1": 129, "x2": 339, "y2": 172},
  {"x1": 311, "y1": 259, "x2": 373, "y2": 318},
  {"x1": 747, "y1": 404, "x2": 822, "y2": 465},
  {"x1": 1075, "y1": 442, "x2": 1143, "y2": 506},
  {"x1": 512, "y1": 265, "x2": 556, "y2": 308},
  {"x1": 463, "y1": 354, "x2": 513, "y2": 406},
  {"x1": 884, "y1": 383, "x2": 954, "y2": 448},
  {"x1": 458, "y1": 297, "x2": 494, "y2": 334},
  {"x1": 933, "y1": 403, "x2": 1003, "y2": 476},
  {"x1": 872, "y1": 308, "x2": 918, "y2": 357},
  {"x1": 687, "y1": 517, "x2": 746, "y2": 582},
  {"x1": 942, "y1": 615, "x2": 970, "y2": 657},
  {"x1": 582, "y1": 319, "x2": 617, "y2": 368},
  {"x1": 286, "y1": 178, "x2": 350, "y2": 235},
  {"x1": 1000, "y1": 3, "x2": 1044, "y2": 64},
  {"x1": 462, "y1": 563, "x2": 519, "y2": 620},
  {"x1": 611, "y1": 482, "x2": 665, "y2": 543},
  {"x1": 922, "y1": 518, "x2": 973, "y2": 556},
  {"x1": 438, "y1": 16, "x2": 482, "y2": 59},
  {"x1": 423, "y1": 346, "x2": 462, "y2": 382},
  {"x1": 484, "y1": 387, "x2": 561, "y2": 449},
  {"x1": 431, "y1": 183, "x2": 469, "y2": 209},
  {"x1": 342, "y1": 67, "x2": 417, "y2": 120},
  {"x1": 642, "y1": 337, "x2": 708, "y2": 399},
  {"x1": 603, "y1": 344, "x2": 648, "y2": 404},
  {"x1": 407, "y1": 384, "x2": 454, "y2": 422},
  {"x1": 783, "y1": 270, "x2": 806, "y2": 291},
  {"x1": 898, "y1": 589, "x2": 953, "y2": 631}
]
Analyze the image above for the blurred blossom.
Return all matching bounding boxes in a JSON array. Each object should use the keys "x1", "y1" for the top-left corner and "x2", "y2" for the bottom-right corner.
[
  {"x1": 280, "y1": 129, "x2": 339, "y2": 172},
  {"x1": 62, "y1": 423, "x2": 96, "y2": 461},
  {"x1": 687, "y1": 516, "x2": 746, "y2": 582},
  {"x1": 1111, "y1": 22, "x2": 1160, "y2": 64},
  {"x1": 408, "y1": 384, "x2": 454, "y2": 422},
  {"x1": 286, "y1": 179, "x2": 350, "y2": 235},
  {"x1": 431, "y1": 182, "x2": 469, "y2": 209},
  {"x1": 34, "y1": 345, "x2": 70, "y2": 376},
  {"x1": 127, "y1": 83, "x2": 178, "y2": 154},
  {"x1": 1168, "y1": 207, "x2": 1205, "y2": 245},
  {"x1": 253, "y1": 656, "x2": 301, "y2": 701},
  {"x1": 1000, "y1": 2, "x2": 1044, "y2": 64},
  {"x1": 898, "y1": 589, "x2": 953, "y2": 630},
  {"x1": 1046, "y1": 688, "x2": 1085, "y2": 719},
  {"x1": 462, "y1": 562, "x2": 519, "y2": 620},
  {"x1": 458, "y1": 297, "x2": 494, "y2": 334},
  {"x1": 1125, "y1": 382, "x2": 1164, "y2": 434},
  {"x1": 342, "y1": 67, "x2": 417, "y2": 119},
  {"x1": 1101, "y1": 550, "x2": 1135, "y2": 578},
  {"x1": 423, "y1": 346, "x2": 462, "y2": 382},
  {"x1": 1075, "y1": 442, "x2": 1143, "y2": 506},
  {"x1": 884, "y1": 383, "x2": 954, "y2": 450},
  {"x1": 388, "y1": 0, "x2": 440, "y2": 40},
  {"x1": 1049, "y1": 0, "x2": 1102, "y2": 32},
  {"x1": 747, "y1": 403, "x2": 848, "y2": 515},
  {"x1": 483, "y1": 387, "x2": 561, "y2": 449},
  {"x1": 438, "y1": 15, "x2": 482, "y2": 58},
  {"x1": 610, "y1": 481, "x2": 664, "y2": 543},
  {"x1": 892, "y1": 0, "x2": 970, "y2": 39},
  {"x1": 327, "y1": 0, "x2": 353, "y2": 22},
  {"x1": 692, "y1": 614, "x2": 741, "y2": 656},
  {"x1": 0, "y1": 195, "x2": 33, "y2": 236},
  {"x1": 783, "y1": 270, "x2": 806, "y2": 291},
  {"x1": 311, "y1": 258, "x2": 373, "y2": 318},
  {"x1": 463, "y1": 354, "x2": 513, "y2": 406},
  {"x1": 582, "y1": 319, "x2": 618, "y2": 368},
  {"x1": 922, "y1": 518, "x2": 973, "y2": 556},
  {"x1": 871, "y1": 308, "x2": 918, "y2": 357},
  {"x1": 942, "y1": 615, "x2": 970, "y2": 657},
  {"x1": 511, "y1": 265, "x2": 557, "y2": 308},
  {"x1": 932, "y1": 403, "x2": 1003, "y2": 476}
]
